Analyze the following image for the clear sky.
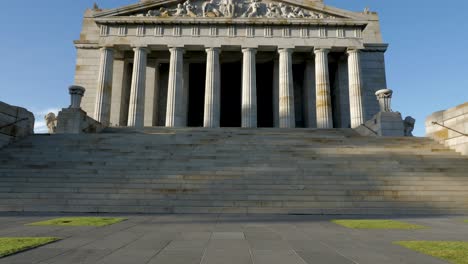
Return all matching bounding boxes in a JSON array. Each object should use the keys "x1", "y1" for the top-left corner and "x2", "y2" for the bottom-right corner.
[{"x1": 0, "y1": 0, "x2": 467, "y2": 135}]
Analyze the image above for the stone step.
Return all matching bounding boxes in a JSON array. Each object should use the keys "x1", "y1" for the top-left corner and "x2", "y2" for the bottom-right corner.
[{"x1": 2, "y1": 128, "x2": 468, "y2": 215}]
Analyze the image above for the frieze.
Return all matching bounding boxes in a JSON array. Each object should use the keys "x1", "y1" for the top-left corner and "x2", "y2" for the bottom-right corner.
[{"x1": 129, "y1": 0, "x2": 337, "y2": 19}]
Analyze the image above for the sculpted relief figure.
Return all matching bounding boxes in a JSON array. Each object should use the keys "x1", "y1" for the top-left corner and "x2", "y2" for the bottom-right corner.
[
  {"x1": 173, "y1": 3, "x2": 187, "y2": 16},
  {"x1": 242, "y1": 0, "x2": 261, "y2": 17},
  {"x1": 203, "y1": 0, "x2": 221, "y2": 17},
  {"x1": 139, "y1": 0, "x2": 336, "y2": 19},
  {"x1": 223, "y1": 0, "x2": 236, "y2": 17},
  {"x1": 45, "y1": 112, "x2": 57, "y2": 134},
  {"x1": 266, "y1": 3, "x2": 281, "y2": 18},
  {"x1": 184, "y1": 0, "x2": 198, "y2": 17}
]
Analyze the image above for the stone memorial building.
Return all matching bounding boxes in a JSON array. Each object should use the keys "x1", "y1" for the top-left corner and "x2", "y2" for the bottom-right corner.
[
  {"x1": 2, "y1": 0, "x2": 468, "y2": 216},
  {"x1": 75, "y1": 0, "x2": 387, "y2": 130}
]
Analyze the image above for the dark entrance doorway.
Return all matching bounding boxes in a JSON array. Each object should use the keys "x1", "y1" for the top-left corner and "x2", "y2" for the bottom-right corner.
[
  {"x1": 220, "y1": 62, "x2": 242, "y2": 127},
  {"x1": 256, "y1": 62, "x2": 274, "y2": 127},
  {"x1": 187, "y1": 63, "x2": 206, "y2": 127}
]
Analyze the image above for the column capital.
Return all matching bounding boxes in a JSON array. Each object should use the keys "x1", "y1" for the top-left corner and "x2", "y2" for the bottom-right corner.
[
  {"x1": 242, "y1": 47, "x2": 257, "y2": 54},
  {"x1": 205, "y1": 47, "x2": 221, "y2": 53},
  {"x1": 132, "y1": 46, "x2": 149, "y2": 53},
  {"x1": 278, "y1": 48, "x2": 293, "y2": 54},
  {"x1": 346, "y1": 48, "x2": 362, "y2": 55},
  {"x1": 168, "y1": 46, "x2": 185, "y2": 53},
  {"x1": 314, "y1": 47, "x2": 330, "y2": 55},
  {"x1": 99, "y1": 46, "x2": 114, "y2": 52}
]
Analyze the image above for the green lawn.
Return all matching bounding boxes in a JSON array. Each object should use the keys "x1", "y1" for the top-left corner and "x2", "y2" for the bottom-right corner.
[
  {"x1": 27, "y1": 217, "x2": 126, "y2": 227},
  {"x1": 396, "y1": 241, "x2": 468, "y2": 264},
  {"x1": 331, "y1": 219, "x2": 426, "y2": 229},
  {"x1": 0, "y1": 237, "x2": 59, "y2": 258},
  {"x1": 464, "y1": 220, "x2": 468, "y2": 224}
]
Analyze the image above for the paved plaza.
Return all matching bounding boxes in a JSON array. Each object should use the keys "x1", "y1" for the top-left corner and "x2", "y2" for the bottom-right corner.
[{"x1": 0, "y1": 213, "x2": 467, "y2": 264}]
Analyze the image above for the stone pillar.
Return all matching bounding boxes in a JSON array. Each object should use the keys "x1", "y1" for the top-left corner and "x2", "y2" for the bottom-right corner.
[
  {"x1": 242, "y1": 48, "x2": 257, "y2": 128},
  {"x1": 347, "y1": 49, "x2": 366, "y2": 128},
  {"x1": 127, "y1": 46, "x2": 148, "y2": 128},
  {"x1": 94, "y1": 47, "x2": 114, "y2": 126},
  {"x1": 303, "y1": 59, "x2": 316, "y2": 128},
  {"x1": 204, "y1": 47, "x2": 221, "y2": 128},
  {"x1": 314, "y1": 48, "x2": 333, "y2": 128},
  {"x1": 166, "y1": 47, "x2": 185, "y2": 127},
  {"x1": 109, "y1": 56, "x2": 126, "y2": 126},
  {"x1": 69, "y1": 86, "x2": 86, "y2": 109},
  {"x1": 273, "y1": 59, "x2": 280, "y2": 128},
  {"x1": 144, "y1": 60, "x2": 159, "y2": 127},
  {"x1": 182, "y1": 62, "x2": 190, "y2": 126},
  {"x1": 278, "y1": 48, "x2": 295, "y2": 128}
]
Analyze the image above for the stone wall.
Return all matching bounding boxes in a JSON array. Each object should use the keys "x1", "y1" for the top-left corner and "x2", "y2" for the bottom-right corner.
[
  {"x1": 361, "y1": 48, "x2": 388, "y2": 121},
  {"x1": 426, "y1": 102, "x2": 468, "y2": 156},
  {"x1": 0, "y1": 101, "x2": 34, "y2": 148}
]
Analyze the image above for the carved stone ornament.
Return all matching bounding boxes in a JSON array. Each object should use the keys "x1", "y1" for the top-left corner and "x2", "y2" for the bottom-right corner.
[
  {"x1": 131, "y1": 0, "x2": 337, "y2": 19},
  {"x1": 375, "y1": 89, "x2": 393, "y2": 113}
]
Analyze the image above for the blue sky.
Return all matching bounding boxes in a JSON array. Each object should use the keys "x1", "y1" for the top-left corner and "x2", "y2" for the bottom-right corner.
[{"x1": 0, "y1": 0, "x2": 467, "y2": 135}]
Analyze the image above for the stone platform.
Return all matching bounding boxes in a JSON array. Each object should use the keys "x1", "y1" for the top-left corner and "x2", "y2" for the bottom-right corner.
[
  {"x1": 0, "y1": 213, "x2": 465, "y2": 264},
  {"x1": 1, "y1": 127, "x2": 468, "y2": 215}
]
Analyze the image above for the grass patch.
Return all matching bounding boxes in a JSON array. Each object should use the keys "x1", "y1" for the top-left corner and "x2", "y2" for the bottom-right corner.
[
  {"x1": 27, "y1": 217, "x2": 126, "y2": 227},
  {"x1": 0, "y1": 237, "x2": 59, "y2": 258},
  {"x1": 395, "y1": 241, "x2": 468, "y2": 264},
  {"x1": 331, "y1": 219, "x2": 426, "y2": 229},
  {"x1": 464, "y1": 220, "x2": 468, "y2": 224}
]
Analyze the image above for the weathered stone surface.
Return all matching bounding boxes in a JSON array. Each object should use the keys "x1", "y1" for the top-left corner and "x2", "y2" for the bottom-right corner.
[
  {"x1": 0, "y1": 101, "x2": 34, "y2": 149},
  {"x1": 56, "y1": 108, "x2": 104, "y2": 134},
  {"x1": 1, "y1": 127, "x2": 468, "y2": 215},
  {"x1": 426, "y1": 102, "x2": 468, "y2": 156},
  {"x1": 355, "y1": 112, "x2": 405, "y2": 137}
]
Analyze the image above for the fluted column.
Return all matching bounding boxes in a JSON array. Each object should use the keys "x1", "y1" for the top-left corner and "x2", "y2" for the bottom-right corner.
[
  {"x1": 94, "y1": 47, "x2": 114, "y2": 125},
  {"x1": 303, "y1": 59, "x2": 316, "y2": 128},
  {"x1": 278, "y1": 48, "x2": 295, "y2": 128},
  {"x1": 314, "y1": 48, "x2": 333, "y2": 128},
  {"x1": 242, "y1": 48, "x2": 257, "y2": 128},
  {"x1": 347, "y1": 49, "x2": 366, "y2": 128},
  {"x1": 166, "y1": 47, "x2": 185, "y2": 127},
  {"x1": 204, "y1": 47, "x2": 221, "y2": 128},
  {"x1": 273, "y1": 59, "x2": 280, "y2": 128},
  {"x1": 127, "y1": 46, "x2": 148, "y2": 128}
]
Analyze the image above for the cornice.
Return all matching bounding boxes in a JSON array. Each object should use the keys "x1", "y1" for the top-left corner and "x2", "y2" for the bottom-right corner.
[{"x1": 93, "y1": 17, "x2": 369, "y2": 27}]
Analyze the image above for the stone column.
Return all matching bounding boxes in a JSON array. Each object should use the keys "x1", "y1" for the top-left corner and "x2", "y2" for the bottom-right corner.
[
  {"x1": 166, "y1": 47, "x2": 185, "y2": 127},
  {"x1": 94, "y1": 47, "x2": 114, "y2": 125},
  {"x1": 347, "y1": 49, "x2": 366, "y2": 128},
  {"x1": 303, "y1": 59, "x2": 316, "y2": 128},
  {"x1": 242, "y1": 48, "x2": 257, "y2": 128},
  {"x1": 127, "y1": 46, "x2": 148, "y2": 128},
  {"x1": 278, "y1": 48, "x2": 295, "y2": 128},
  {"x1": 144, "y1": 60, "x2": 159, "y2": 127},
  {"x1": 204, "y1": 47, "x2": 221, "y2": 128},
  {"x1": 314, "y1": 48, "x2": 333, "y2": 128},
  {"x1": 182, "y1": 62, "x2": 190, "y2": 126},
  {"x1": 109, "y1": 55, "x2": 126, "y2": 126},
  {"x1": 273, "y1": 59, "x2": 279, "y2": 128}
]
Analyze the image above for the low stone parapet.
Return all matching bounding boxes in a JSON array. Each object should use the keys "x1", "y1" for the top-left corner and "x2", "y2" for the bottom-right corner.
[
  {"x1": 0, "y1": 101, "x2": 35, "y2": 148},
  {"x1": 55, "y1": 85, "x2": 104, "y2": 134},
  {"x1": 56, "y1": 108, "x2": 104, "y2": 134},
  {"x1": 355, "y1": 112, "x2": 405, "y2": 137},
  {"x1": 426, "y1": 102, "x2": 468, "y2": 155}
]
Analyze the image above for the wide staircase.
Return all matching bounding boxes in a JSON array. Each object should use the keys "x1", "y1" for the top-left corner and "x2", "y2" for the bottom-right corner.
[{"x1": 0, "y1": 127, "x2": 467, "y2": 215}]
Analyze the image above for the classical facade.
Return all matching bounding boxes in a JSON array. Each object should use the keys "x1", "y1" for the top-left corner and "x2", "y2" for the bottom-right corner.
[{"x1": 74, "y1": 0, "x2": 388, "y2": 129}]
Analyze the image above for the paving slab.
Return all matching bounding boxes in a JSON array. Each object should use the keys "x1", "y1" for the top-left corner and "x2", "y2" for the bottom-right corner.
[{"x1": 0, "y1": 213, "x2": 466, "y2": 264}]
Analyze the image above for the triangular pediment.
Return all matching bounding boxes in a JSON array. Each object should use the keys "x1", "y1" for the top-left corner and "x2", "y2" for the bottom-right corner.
[{"x1": 93, "y1": 0, "x2": 367, "y2": 21}]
